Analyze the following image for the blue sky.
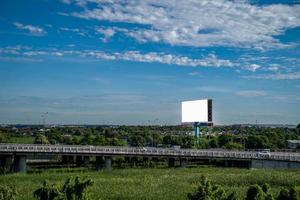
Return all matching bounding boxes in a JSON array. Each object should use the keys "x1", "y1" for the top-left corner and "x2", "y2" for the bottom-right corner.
[{"x1": 0, "y1": 0, "x2": 300, "y2": 125}]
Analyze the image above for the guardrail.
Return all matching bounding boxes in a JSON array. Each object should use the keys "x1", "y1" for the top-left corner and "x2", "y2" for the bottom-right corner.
[{"x1": 1, "y1": 144, "x2": 300, "y2": 162}]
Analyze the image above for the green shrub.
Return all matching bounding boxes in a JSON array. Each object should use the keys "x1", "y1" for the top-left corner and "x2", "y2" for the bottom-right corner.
[
  {"x1": 33, "y1": 176, "x2": 93, "y2": 200},
  {"x1": 0, "y1": 185, "x2": 17, "y2": 200},
  {"x1": 187, "y1": 176, "x2": 238, "y2": 200}
]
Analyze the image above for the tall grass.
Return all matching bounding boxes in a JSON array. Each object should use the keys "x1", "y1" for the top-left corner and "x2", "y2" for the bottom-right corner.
[{"x1": 0, "y1": 167, "x2": 300, "y2": 200}]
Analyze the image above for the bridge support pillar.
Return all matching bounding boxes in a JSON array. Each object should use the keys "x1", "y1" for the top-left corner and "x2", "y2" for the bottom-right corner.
[
  {"x1": 0, "y1": 155, "x2": 13, "y2": 173},
  {"x1": 131, "y1": 157, "x2": 138, "y2": 167},
  {"x1": 95, "y1": 156, "x2": 104, "y2": 170},
  {"x1": 168, "y1": 158, "x2": 175, "y2": 168},
  {"x1": 76, "y1": 156, "x2": 83, "y2": 166},
  {"x1": 62, "y1": 155, "x2": 74, "y2": 165},
  {"x1": 83, "y1": 156, "x2": 89, "y2": 167},
  {"x1": 180, "y1": 158, "x2": 187, "y2": 168},
  {"x1": 14, "y1": 155, "x2": 27, "y2": 173},
  {"x1": 143, "y1": 157, "x2": 149, "y2": 167},
  {"x1": 105, "y1": 156, "x2": 112, "y2": 170},
  {"x1": 62, "y1": 155, "x2": 68, "y2": 164}
]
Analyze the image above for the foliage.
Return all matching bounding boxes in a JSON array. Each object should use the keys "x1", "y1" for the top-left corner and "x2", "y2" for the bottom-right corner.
[
  {"x1": 62, "y1": 177, "x2": 94, "y2": 200},
  {"x1": 276, "y1": 187, "x2": 298, "y2": 200},
  {"x1": 34, "y1": 134, "x2": 50, "y2": 144},
  {"x1": 187, "y1": 176, "x2": 238, "y2": 200},
  {"x1": 33, "y1": 177, "x2": 93, "y2": 200},
  {"x1": 0, "y1": 185, "x2": 17, "y2": 200},
  {"x1": 2, "y1": 125, "x2": 299, "y2": 150},
  {"x1": 245, "y1": 184, "x2": 268, "y2": 200},
  {"x1": 1, "y1": 167, "x2": 300, "y2": 200},
  {"x1": 224, "y1": 142, "x2": 243, "y2": 150},
  {"x1": 33, "y1": 181, "x2": 61, "y2": 200}
]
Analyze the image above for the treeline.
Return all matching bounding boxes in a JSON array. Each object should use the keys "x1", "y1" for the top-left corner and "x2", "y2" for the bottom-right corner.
[
  {"x1": 34, "y1": 127, "x2": 195, "y2": 148},
  {"x1": 1, "y1": 125, "x2": 300, "y2": 150}
]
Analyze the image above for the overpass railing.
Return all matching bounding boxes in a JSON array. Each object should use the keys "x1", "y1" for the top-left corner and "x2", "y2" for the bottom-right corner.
[{"x1": 1, "y1": 143, "x2": 300, "y2": 162}]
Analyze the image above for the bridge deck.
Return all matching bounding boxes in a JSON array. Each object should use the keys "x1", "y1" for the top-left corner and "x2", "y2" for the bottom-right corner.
[{"x1": 1, "y1": 144, "x2": 300, "y2": 162}]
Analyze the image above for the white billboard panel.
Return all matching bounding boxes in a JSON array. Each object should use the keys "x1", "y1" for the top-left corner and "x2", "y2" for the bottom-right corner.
[{"x1": 181, "y1": 99, "x2": 212, "y2": 123}]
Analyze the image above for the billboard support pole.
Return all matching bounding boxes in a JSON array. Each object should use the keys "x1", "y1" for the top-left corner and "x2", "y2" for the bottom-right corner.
[{"x1": 194, "y1": 122, "x2": 201, "y2": 145}]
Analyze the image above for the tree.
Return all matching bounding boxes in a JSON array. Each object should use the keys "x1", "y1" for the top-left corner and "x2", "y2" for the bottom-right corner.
[
  {"x1": 209, "y1": 137, "x2": 219, "y2": 148},
  {"x1": 34, "y1": 134, "x2": 50, "y2": 144},
  {"x1": 297, "y1": 124, "x2": 300, "y2": 129},
  {"x1": 224, "y1": 142, "x2": 243, "y2": 150}
]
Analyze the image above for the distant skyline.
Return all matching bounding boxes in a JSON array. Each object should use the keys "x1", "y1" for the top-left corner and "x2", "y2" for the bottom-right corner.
[{"x1": 0, "y1": 0, "x2": 300, "y2": 125}]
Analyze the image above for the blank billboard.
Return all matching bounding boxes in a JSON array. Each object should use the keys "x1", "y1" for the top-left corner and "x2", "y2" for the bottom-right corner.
[{"x1": 181, "y1": 99, "x2": 212, "y2": 123}]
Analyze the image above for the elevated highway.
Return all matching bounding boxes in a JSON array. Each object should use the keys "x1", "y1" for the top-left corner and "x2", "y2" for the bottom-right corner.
[{"x1": 1, "y1": 143, "x2": 300, "y2": 172}]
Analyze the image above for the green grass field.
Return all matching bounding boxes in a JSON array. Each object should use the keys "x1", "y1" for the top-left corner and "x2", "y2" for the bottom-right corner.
[{"x1": 1, "y1": 166, "x2": 300, "y2": 200}]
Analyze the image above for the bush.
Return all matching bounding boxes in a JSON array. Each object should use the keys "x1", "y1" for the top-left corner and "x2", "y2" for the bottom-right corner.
[
  {"x1": 187, "y1": 176, "x2": 238, "y2": 200},
  {"x1": 276, "y1": 187, "x2": 298, "y2": 200},
  {"x1": 33, "y1": 176, "x2": 93, "y2": 200},
  {"x1": 0, "y1": 185, "x2": 17, "y2": 200}
]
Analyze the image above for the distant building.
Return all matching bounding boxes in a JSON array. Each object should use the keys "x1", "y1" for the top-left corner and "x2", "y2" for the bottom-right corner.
[{"x1": 287, "y1": 140, "x2": 300, "y2": 149}]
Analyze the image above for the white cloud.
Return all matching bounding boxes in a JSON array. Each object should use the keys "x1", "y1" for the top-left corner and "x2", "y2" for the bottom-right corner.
[
  {"x1": 84, "y1": 51, "x2": 235, "y2": 68},
  {"x1": 13, "y1": 22, "x2": 46, "y2": 36},
  {"x1": 59, "y1": 27, "x2": 86, "y2": 36},
  {"x1": 196, "y1": 86, "x2": 231, "y2": 93},
  {"x1": 96, "y1": 27, "x2": 116, "y2": 41},
  {"x1": 188, "y1": 72, "x2": 200, "y2": 76},
  {"x1": 67, "y1": 0, "x2": 300, "y2": 50},
  {"x1": 236, "y1": 90, "x2": 267, "y2": 97},
  {"x1": 268, "y1": 64, "x2": 279, "y2": 71},
  {"x1": 242, "y1": 72, "x2": 300, "y2": 80},
  {"x1": 244, "y1": 64, "x2": 261, "y2": 72},
  {"x1": 0, "y1": 46, "x2": 235, "y2": 68}
]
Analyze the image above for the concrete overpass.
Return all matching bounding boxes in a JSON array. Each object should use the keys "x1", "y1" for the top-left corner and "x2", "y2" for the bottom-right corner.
[{"x1": 1, "y1": 143, "x2": 300, "y2": 172}]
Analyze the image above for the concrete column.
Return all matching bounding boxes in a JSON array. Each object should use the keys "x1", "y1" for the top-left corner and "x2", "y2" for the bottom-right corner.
[
  {"x1": 68, "y1": 156, "x2": 75, "y2": 163},
  {"x1": 83, "y1": 156, "x2": 89, "y2": 167},
  {"x1": 131, "y1": 157, "x2": 138, "y2": 167},
  {"x1": 168, "y1": 157, "x2": 175, "y2": 168},
  {"x1": 0, "y1": 155, "x2": 13, "y2": 173},
  {"x1": 62, "y1": 155, "x2": 69, "y2": 163},
  {"x1": 76, "y1": 156, "x2": 83, "y2": 166},
  {"x1": 125, "y1": 157, "x2": 130, "y2": 166},
  {"x1": 143, "y1": 157, "x2": 149, "y2": 167},
  {"x1": 95, "y1": 156, "x2": 104, "y2": 170},
  {"x1": 247, "y1": 160, "x2": 252, "y2": 169},
  {"x1": 180, "y1": 158, "x2": 187, "y2": 168},
  {"x1": 224, "y1": 160, "x2": 229, "y2": 167},
  {"x1": 14, "y1": 155, "x2": 27, "y2": 173},
  {"x1": 105, "y1": 156, "x2": 112, "y2": 170}
]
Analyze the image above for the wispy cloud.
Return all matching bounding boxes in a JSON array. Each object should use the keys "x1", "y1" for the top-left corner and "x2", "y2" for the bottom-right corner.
[
  {"x1": 13, "y1": 22, "x2": 46, "y2": 36},
  {"x1": 0, "y1": 46, "x2": 235, "y2": 68},
  {"x1": 187, "y1": 72, "x2": 201, "y2": 76},
  {"x1": 195, "y1": 86, "x2": 231, "y2": 93},
  {"x1": 244, "y1": 64, "x2": 261, "y2": 72},
  {"x1": 59, "y1": 27, "x2": 86, "y2": 36},
  {"x1": 96, "y1": 27, "x2": 116, "y2": 42},
  {"x1": 267, "y1": 64, "x2": 280, "y2": 71},
  {"x1": 84, "y1": 51, "x2": 235, "y2": 68},
  {"x1": 241, "y1": 72, "x2": 300, "y2": 80},
  {"x1": 65, "y1": 0, "x2": 300, "y2": 50},
  {"x1": 236, "y1": 90, "x2": 267, "y2": 97}
]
